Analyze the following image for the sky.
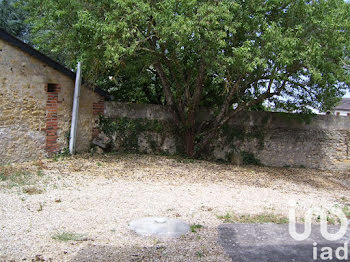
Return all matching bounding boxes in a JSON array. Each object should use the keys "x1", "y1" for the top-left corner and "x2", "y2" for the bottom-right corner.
[{"x1": 344, "y1": 91, "x2": 350, "y2": 98}]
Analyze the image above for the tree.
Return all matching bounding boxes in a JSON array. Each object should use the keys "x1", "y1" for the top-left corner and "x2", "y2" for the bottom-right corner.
[
  {"x1": 98, "y1": 55, "x2": 164, "y2": 104},
  {"x1": 24, "y1": 0, "x2": 350, "y2": 157},
  {"x1": 0, "y1": 0, "x2": 30, "y2": 41}
]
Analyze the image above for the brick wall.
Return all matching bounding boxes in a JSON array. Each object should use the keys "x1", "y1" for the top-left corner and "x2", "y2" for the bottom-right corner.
[
  {"x1": 45, "y1": 84, "x2": 60, "y2": 154},
  {"x1": 92, "y1": 99, "x2": 105, "y2": 138},
  {"x1": 93, "y1": 99, "x2": 105, "y2": 116}
]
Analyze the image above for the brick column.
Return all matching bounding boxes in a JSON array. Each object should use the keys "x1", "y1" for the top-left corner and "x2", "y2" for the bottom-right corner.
[
  {"x1": 92, "y1": 98, "x2": 105, "y2": 138},
  {"x1": 45, "y1": 84, "x2": 60, "y2": 155}
]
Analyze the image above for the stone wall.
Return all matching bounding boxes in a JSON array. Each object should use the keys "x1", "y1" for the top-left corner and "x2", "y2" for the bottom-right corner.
[
  {"x1": 2, "y1": 35, "x2": 348, "y2": 170},
  {"x1": 104, "y1": 102, "x2": 350, "y2": 170},
  {"x1": 0, "y1": 39, "x2": 103, "y2": 163}
]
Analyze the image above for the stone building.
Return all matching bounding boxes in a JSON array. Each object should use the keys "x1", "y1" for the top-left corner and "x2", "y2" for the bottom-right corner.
[
  {"x1": 334, "y1": 98, "x2": 350, "y2": 116},
  {"x1": 0, "y1": 29, "x2": 109, "y2": 163}
]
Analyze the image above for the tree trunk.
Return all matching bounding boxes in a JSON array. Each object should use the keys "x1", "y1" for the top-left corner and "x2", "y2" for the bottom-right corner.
[{"x1": 184, "y1": 128, "x2": 195, "y2": 157}]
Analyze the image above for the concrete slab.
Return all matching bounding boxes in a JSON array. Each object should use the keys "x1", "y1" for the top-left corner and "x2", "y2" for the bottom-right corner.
[
  {"x1": 129, "y1": 217, "x2": 190, "y2": 238},
  {"x1": 218, "y1": 224, "x2": 350, "y2": 262}
]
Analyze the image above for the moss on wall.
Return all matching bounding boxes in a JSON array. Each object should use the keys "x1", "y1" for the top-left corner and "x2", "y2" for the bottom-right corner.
[
  {"x1": 98, "y1": 116, "x2": 180, "y2": 154},
  {"x1": 98, "y1": 116, "x2": 266, "y2": 164},
  {"x1": 274, "y1": 112, "x2": 315, "y2": 124}
]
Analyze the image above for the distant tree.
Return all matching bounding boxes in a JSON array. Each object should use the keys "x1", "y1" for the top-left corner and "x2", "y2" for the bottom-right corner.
[
  {"x1": 0, "y1": 0, "x2": 29, "y2": 41},
  {"x1": 24, "y1": 0, "x2": 350, "y2": 157}
]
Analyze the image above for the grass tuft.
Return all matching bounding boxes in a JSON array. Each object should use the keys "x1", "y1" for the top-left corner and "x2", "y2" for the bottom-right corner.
[
  {"x1": 52, "y1": 232, "x2": 86, "y2": 242},
  {"x1": 0, "y1": 167, "x2": 46, "y2": 191},
  {"x1": 343, "y1": 206, "x2": 350, "y2": 218},
  {"x1": 190, "y1": 224, "x2": 203, "y2": 233},
  {"x1": 217, "y1": 212, "x2": 289, "y2": 224}
]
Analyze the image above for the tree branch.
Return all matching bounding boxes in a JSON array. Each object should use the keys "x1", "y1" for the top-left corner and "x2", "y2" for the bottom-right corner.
[
  {"x1": 197, "y1": 78, "x2": 288, "y2": 153},
  {"x1": 153, "y1": 62, "x2": 185, "y2": 123},
  {"x1": 192, "y1": 58, "x2": 206, "y2": 109},
  {"x1": 215, "y1": 77, "x2": 242, "y2": 125}
]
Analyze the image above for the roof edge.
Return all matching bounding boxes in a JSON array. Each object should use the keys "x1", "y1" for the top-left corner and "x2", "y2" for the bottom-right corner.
[
  {"x1": 0, "y1": 28, "x2": 111, "y2": 100},
  {"x1": 0, "y1": 28, "x2": 76, "y2": 79}
]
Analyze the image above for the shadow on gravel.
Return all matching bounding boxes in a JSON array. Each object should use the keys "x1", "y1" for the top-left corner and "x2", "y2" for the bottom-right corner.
[
  {"x1": 71, "y1": 244, "x2": 166, "y2": 262},
  {"x1": 70, "y1": 226, "x2": 228, "y2": 261}
]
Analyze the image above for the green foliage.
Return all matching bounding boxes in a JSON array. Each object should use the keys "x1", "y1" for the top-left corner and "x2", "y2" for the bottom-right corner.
[
  {"x1": 0, "y1": 0, "x2": 30, "y2": 41},
  {"x1": 53, "y1": 147, "x2": 71, "y2": 161},
  {"x1": 99, "y1": 56, "x2": 164, "y2": 104},
  {"x1": 64, "y1": 131, "x2": 70, "y2": 146},
  {"x1": 24, "y1": 0, "x2": 350, "y2": 111},
  {"x1": 23, "y1": 0, "x2": 350, "y2": 155}
]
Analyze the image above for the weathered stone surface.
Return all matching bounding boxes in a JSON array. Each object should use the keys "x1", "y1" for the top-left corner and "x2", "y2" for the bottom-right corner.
[
  {"x1": 105, "y1": 102, "x2": 173, "y2": 121},
  {"x1": 129, "y1": 217, "x2": 190, "y2": 238},
  {"x1": 0, "y1": 39, "x2": 103, "y2": 163},
  {"x1": 92, "y1": 136, "x2": 111, "y2": 149},
  {"x1": 138, "y1": 132, "x2": 177, "y2": 155},
  {"x1": 231, "y1": 151, "x2": 243, "y2": 166},
  {"x1": 104, "y1": 102, "x2": 350, "y2": 170}
]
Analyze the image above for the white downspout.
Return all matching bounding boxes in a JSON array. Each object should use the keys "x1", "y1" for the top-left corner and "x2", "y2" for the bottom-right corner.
[{"x1": 69, "y1": 62, "x2": 82, "y2": 154}]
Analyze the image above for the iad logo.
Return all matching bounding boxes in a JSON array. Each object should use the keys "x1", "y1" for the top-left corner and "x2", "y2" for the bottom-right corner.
[
  {"x1": 288, "y1": 200, "x2": 349, "y2": 261},
  {"x1": 312, "y1": 241, "x2": 349, "y2": 261},
  {"x1": 289, "y1": 200, "x2": 348, "y2": 241}
]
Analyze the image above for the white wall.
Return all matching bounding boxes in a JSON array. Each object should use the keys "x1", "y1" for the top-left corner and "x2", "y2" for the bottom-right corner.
[{"x1": 334, "y1": 110, "x2": 350, "y2": 116}]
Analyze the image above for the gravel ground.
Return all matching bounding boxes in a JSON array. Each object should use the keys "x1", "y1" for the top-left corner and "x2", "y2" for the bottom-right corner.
[{"x1": 0, "y1": 153, "x2": 349, "y2": 262}]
